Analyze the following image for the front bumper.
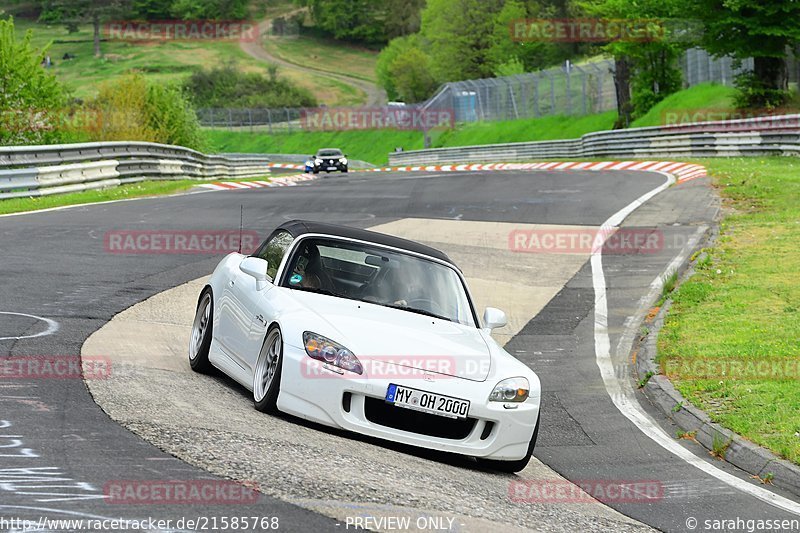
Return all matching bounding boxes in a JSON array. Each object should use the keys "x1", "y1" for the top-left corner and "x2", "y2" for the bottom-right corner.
[
  {"x1": 277, "y1": 344, "x2": 541, "y2": 461},
  {"x1": 313, "y1": 160, "x2": 347, "y2": 172}
]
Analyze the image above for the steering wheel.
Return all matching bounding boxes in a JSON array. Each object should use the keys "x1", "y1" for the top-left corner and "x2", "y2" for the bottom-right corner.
[{"x1": 407, "y1": 297, "x2": 449, "y2": 318}]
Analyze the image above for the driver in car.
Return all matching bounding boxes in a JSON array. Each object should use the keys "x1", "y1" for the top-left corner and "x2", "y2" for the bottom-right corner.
[{"x1": 288, "y1": 243, "x2": 328, "y2": 290}]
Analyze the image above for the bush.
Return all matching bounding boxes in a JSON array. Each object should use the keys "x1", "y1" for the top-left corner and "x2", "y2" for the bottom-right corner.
[
  {"x1": 0, "y1": 17, "x2": 69, "y2": 145},
  {"x1": 184, "y1": 65, "x2": 317, "y2": 109},
  {"x1": 733, "y1": 72, "x2": 790, "y2": 110},
  {"x1": 88, "y1": 73, "x2": 205, "y2": 150}
]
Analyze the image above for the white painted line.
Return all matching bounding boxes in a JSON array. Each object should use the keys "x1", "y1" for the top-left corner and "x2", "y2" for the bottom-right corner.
[
  {"x1": 591, "y1": 172, "x2": 800, "y2": 516},
  {"x1": 0, "y1": 312, "x2": 60, "y2": 341}
]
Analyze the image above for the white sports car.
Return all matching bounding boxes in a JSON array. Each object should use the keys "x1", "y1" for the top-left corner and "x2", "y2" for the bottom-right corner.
[{"x1": 189, "y1": 220, "x2": 541, "y2": 472}]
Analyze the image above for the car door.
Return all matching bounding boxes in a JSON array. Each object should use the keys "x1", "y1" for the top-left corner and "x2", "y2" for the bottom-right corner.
[{"x1": 237, "y1": 230, "x2": 295, "y2": 371}]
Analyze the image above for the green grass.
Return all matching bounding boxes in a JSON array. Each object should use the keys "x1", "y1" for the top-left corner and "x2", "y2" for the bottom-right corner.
[
  {"x1": 434, "y1": 112, "x2": 618, "y2": 147},
  {"x1": 0, "y1": 180, "x2": 204, "y2": 215},
  {"x1": 262, "y1": 33, "x2": 379, "y2": 82},
  {"x1": 206, "y1": 128, "x2": 426, "y2": 165},
  {"x1": 657, "y1": 157, "x2": 800, "y2": 465},
  {"x1": 10, "y1": 17, "x2": 364, "y2": 105},
  {"x1": 203, "y1": 84, "x2": 753, "y2": 165},
  {"x1": 631, "y1": 83, "x2": 738, "y2": 128},
  {"x1": 206, "y1": 111, "x2": 617, "y2": 165}
]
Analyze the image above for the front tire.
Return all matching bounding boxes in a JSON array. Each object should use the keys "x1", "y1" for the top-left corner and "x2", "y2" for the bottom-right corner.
[
  {"x1": 189, "y1": 288, "x2": 214, "y2": 373},
  {"x1": 479, "y1": 411, "x2": 540, "y2": 473},
  {"x1": 253, "y1": 326, "x2": 283, "y2": 413}
]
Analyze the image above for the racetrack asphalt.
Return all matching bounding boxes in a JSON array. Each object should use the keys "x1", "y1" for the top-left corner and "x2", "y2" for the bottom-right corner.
[{"x1": 1, "y1": 169, "x2": 798, "y2": 532}]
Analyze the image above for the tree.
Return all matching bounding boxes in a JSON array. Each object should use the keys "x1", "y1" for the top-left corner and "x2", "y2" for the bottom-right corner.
[
  {"x1": 388, "y1": 46, "x2": 438, "y2": 102},
  {"x1": 580, "y1": 0, "x2": 690, "y2": 124},
  {"x1": 421, "y1": 0, "x2": 505, "y2": 82},
  {"x1": 384, "y1": 0, "x2": 426, "y2": 39},
  {"x1": 170, "y1": 0, "x2": 249, "y2": 20},
  {"x1": 692, "y1": 0, "x2": 800, "y2": 107},
  {"x1": 0, "y1": 17, "x2": 67, "y2": 145},
  {"x1": 300, "y1": 0, "x2": 387, "y2": 43},
  {"x1": 39, "y1": 0, "x2": 130, "y2": 57},
  {"x1": 376, "y1": 34, "x2": 426, "y2": 100}
]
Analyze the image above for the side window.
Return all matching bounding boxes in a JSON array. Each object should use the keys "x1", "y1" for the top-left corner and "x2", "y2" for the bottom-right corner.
[{"x1": 253, "y1": 230, "x2": 294, "y2": 280}]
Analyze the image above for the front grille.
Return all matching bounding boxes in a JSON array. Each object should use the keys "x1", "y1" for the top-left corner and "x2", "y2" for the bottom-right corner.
[{"x1": 364, "y1": 397, "x2": 476, "y2": 440}]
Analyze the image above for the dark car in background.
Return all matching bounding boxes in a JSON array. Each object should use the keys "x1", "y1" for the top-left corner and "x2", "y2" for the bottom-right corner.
[{"x1": 310, "y1": 148, "x2": 348, "y2": 174}]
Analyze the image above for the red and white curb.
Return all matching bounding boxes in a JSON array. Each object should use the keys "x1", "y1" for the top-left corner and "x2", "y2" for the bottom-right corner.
[
  {"x1": 203, "y1": 161, "x2": 707, "y2": 191},
  {"x1": 198, "y1": 174, "x2": 317, "y2": 191},
  {"x1": 360, "y1": 161, "x2": 707, "y2": 184}
]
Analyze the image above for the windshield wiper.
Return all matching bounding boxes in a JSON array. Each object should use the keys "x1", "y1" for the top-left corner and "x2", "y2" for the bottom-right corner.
[
  {"x1": 290, "y1": 286, "x2": 345, "y2": 298},
  {"x1": 380, "y1": 303, "x2": 453, "y2": 322}
]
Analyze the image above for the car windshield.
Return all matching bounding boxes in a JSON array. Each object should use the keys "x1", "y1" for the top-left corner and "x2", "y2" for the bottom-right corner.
[
  {"x1": 317, "y1": 150, "x2": 342, "y2": 157},
  {"x1": 280, "y1": 237, "x2": 476, "y2": 327}
]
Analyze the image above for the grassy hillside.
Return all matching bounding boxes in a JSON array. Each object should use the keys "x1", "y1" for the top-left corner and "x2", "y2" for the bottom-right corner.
[
  {"x1": 10, "y1": 17, "x2": 370, "y2": 105},
  {"x1": 206, "y1": 128, "x2": 426, "y2": 164},
  {"x1": 205, "y1": 83, "x2": 786, "y2": 164},
  {"x1": 631, "y1": 83, "x2": 738, "y2": 127},
  {"x1": 262, "y1": 32, "x2": 379, "y2": 83},
  {"x1": 206, "y1": 111, "x2": 615, "y2": 164}
]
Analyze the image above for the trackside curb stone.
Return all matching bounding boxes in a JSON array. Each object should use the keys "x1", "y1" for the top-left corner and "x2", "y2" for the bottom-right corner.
[{"x1": 637, "y1": 254, "x2": 800, "y2": 498}]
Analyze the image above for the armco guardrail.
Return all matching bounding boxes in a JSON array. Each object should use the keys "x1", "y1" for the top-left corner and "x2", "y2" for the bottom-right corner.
[
  {"x1": 388, "y1": 114, "x2": 800, "y2": 165},
  {"x1": 0, "y1": 141, "x2": 274, "y2": 200}
]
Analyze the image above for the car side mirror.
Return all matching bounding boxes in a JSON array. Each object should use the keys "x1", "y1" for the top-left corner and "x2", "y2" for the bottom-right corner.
[
  {"x1": 483, "y1": 307, "x2": 507, "y2": 330},
  {"x1": 239, "y1": 257, "x2": 270, "y2": 290}
]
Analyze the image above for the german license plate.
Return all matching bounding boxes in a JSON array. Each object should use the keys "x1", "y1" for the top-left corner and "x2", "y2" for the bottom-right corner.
[
  {"x1": 327, "y1": 166, "x2": 338, "y2": 170},
  {"x1": 385, "y1": 384, "x2": 469, "y2": 419}
]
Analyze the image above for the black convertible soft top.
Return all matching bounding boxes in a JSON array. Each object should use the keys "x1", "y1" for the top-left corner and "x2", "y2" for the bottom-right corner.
[{"x1": 277, "y1": 220, "x2": 454, "y2": 266}]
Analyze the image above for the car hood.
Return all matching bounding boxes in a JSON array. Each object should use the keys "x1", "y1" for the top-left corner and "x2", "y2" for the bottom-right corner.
[{"x1": 283, "y1": 289, "x2": 491, "y2": 382}]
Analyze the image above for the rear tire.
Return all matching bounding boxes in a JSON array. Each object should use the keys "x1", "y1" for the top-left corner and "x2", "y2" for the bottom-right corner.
[
  {"x1": 478, "y1": 410, "x2": 540, "y2": 473},
  {"x1": 189, "y1": 288, "x2": 214, "y2": 373},
  {"x1": 253, "y1": 326, "x2": 283, "y2": 413}
]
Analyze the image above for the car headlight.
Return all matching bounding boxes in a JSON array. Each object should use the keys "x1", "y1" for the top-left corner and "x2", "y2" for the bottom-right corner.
[
  {"x1": 315, "y1": 158, "x2": 323, "y2": 164},
  {"x1": 303, "y1": 331, "x2": 362, "y2": 374},
  {"x1": 341, "y1": 157, "x2": 348, "y2": 165},
  {"x1": 488, "y1": 377, "x2": 529, "y2": 402}
]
